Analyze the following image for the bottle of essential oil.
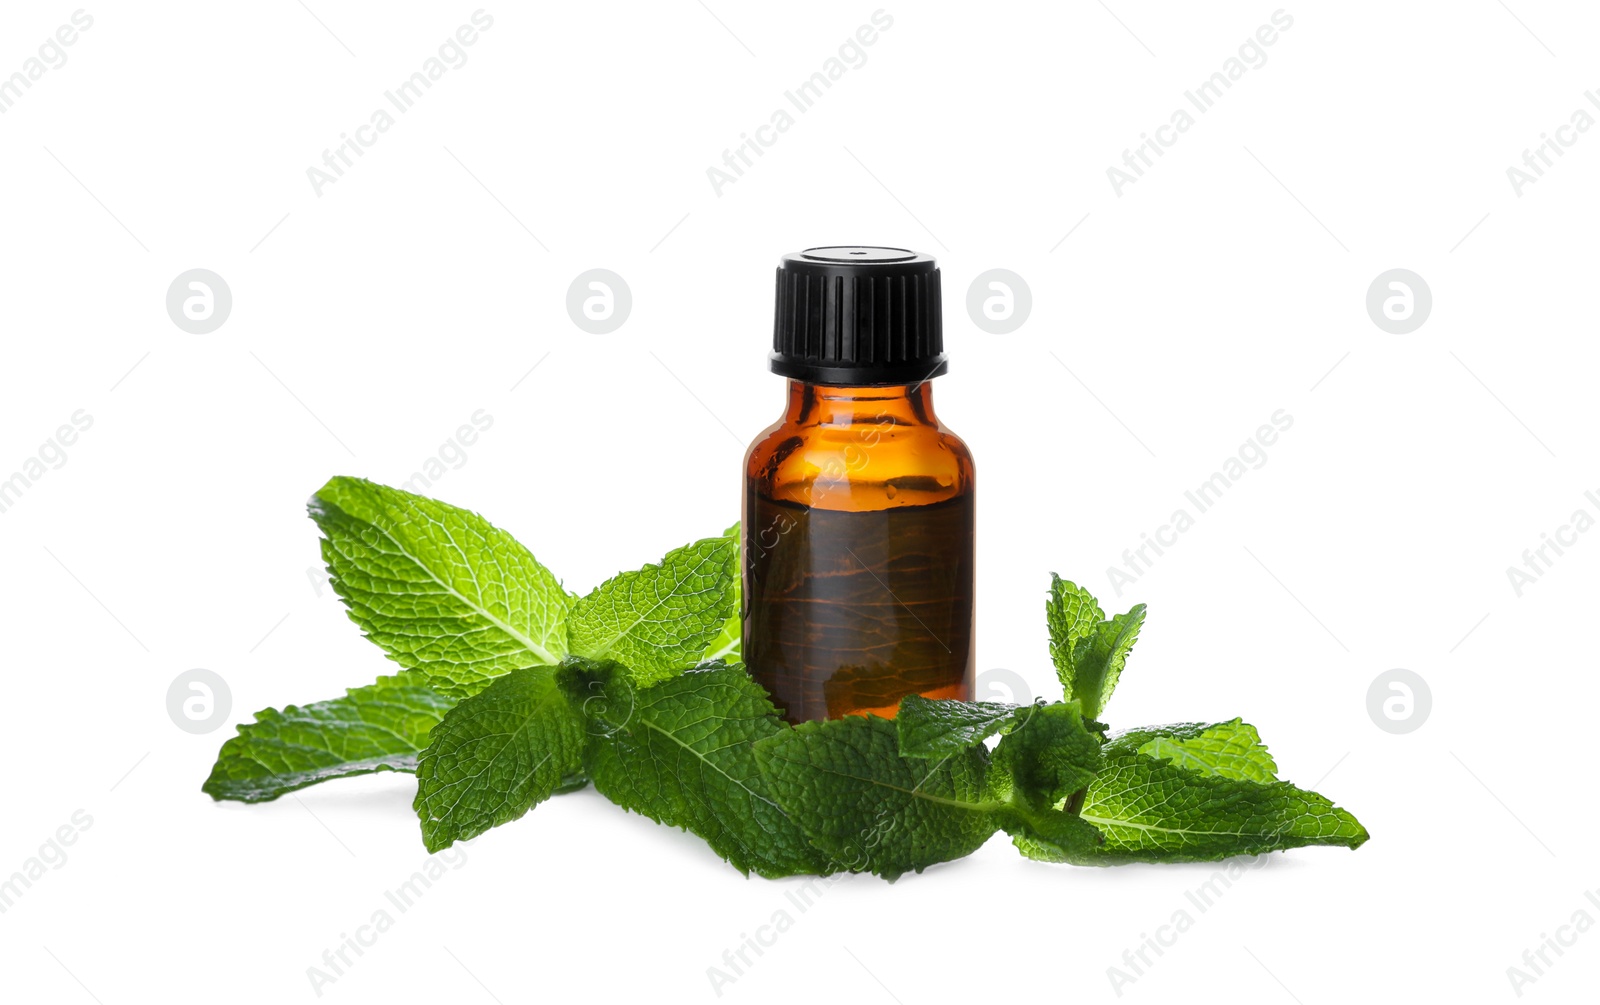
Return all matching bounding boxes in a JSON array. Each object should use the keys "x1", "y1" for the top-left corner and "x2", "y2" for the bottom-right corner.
[{"x1": 743, "y1": 247, "x2": 975, "y2": 723}]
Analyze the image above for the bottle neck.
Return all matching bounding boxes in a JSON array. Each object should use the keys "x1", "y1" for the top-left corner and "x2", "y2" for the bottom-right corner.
[{"x1": 784, "y1": 379, "x2": 939, "y2": 427}]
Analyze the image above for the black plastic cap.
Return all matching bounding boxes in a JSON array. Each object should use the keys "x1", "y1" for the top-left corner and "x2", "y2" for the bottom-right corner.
[{"x1": 770, "y1": 246, "x2": 946, "y2": 386}]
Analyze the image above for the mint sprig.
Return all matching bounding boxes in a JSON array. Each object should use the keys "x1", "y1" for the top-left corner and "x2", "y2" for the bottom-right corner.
[
  {"x1": 310, "y1": 475, "x2": 737, "y2": 698},
  {"x1": 1046, "y1": 574, "x2": 1145, "y2": 721},
  {"x1": 202, "y1": 675, "x2": 452, "y2": 802},
  {"x1": 205, "y1": 478, "x2": 1369, "y2": 878}
]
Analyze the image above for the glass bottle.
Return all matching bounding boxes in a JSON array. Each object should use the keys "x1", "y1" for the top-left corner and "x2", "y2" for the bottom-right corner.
[{"x1": 742, "y1": 247, "x2": 975, "y2": 723}]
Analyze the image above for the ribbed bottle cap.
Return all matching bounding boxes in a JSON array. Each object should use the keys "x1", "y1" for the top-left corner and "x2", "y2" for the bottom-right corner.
[{"x1": 770, "y1": 246, "x2": 946, "y2": 386}]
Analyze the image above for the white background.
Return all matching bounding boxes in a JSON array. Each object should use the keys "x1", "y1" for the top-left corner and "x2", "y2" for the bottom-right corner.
[{"x1": 1, "y1": 1, "x2": 1595, "y2": 1002}]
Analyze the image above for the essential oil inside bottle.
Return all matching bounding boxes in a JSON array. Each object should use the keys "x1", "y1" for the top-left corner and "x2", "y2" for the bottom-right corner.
[
  {"x1": 745, "y1": 492, "x2": 974, "y2": 721},
  {"x1": 742, "y1": 247, "x2": 975, "y2": 723}
]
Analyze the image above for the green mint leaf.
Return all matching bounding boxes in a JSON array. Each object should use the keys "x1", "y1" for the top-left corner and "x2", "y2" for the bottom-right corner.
[
  {"x1": 986, "y1": 701, "x2": 1107, "y2": 863},
  {"x1": 413, "y1": 664, "x2": 585, "y2": 853},
  {"x1": 202, "y1": 675, "x2": 453, "y2": 802},
  {"x1": 895, "y1": 694, "x2": 1031, "y2": 757},
  {"x1": 310, "y1": 476, "x2": 572, "y2": 698},
  {"x1": 1072, "y1": 605, "x2": 1146, "y2": 720},
  {"x1": 754, "y1": 715, "x2": 1001, "y2": 880},
  {"x1": 699, "y1": 527, "x2": 743, "y2": 664},
  {"x1": 1123, "y1": 719, "x2": 1280, "y2": 783},
  {"x1": 562, "y1": 660, "x2": 828, "y2": 878},
  {"x1": 892, "y1": 697, "x2": 1108, "y2": 865},
  {"x1": 1071, "y1": 742, "x2": 1369, "y2": 863},
  {"x1": 699, "y1": 605, "x2": 741, "y2": 664},
  {"x1": 990, "y1": 700, "x2": 1103, "y2": 809},
  {"x1": 1044, "y1": 576, "x2": 1145, "y2": 719},
  {"x1": 1002, "y1": 805, "x2": 1105, "y2": 863},
  {"x1": 1046, "y1": 574, "x2": 1103, "y2": 689},
  {"x1": 568, "y1": 531, "x2": 737, "y2": 686},
  {"x1": 554, "y1": 773, "x2": 590, "y2": 794}
]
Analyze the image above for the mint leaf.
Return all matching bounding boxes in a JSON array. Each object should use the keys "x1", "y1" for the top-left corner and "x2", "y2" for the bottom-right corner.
[
  {"x1": 755, "y1": 715, "x2": 1003, "y2": 880},
  {"x1": 1071, "y1": 741, "x2": 1369, "y2": 863},
  {"x1": 895, "y1": 694, "x2": 1104, "y2": 806},
  {"x1": 990, "y1": 700, "x2": 1103, "y2": 809},
  {"x1": 986, "y1": 702, "x2": 1106, "y2": 863},
  {"x1": 563, "y1": 661, "x2": 828, "y2": 878},
  {"x1": 1044, "y1": 576, "x2": 1144, "y2": 720},
  {"x1": 895, "y1": 694, "x2": 1031, "y2": 757},
  {"x1": 700, "y1": 527, "x2": 742, "y2": 664},
  {"x1": 761, "y1": 700, "x2": 1107, "y2": 875},
  {"x1": 310, "y1": 476, "x2": 572, "y2": 698},
  {"x1": 413, "y1": 665, "x2": 585, "y2": 852},
  {"x1": 1003, "y1": 805, "x2": 1104, "y2": 864},
  {"x1": 1046, "y1": 574, "x2": 1103, "y2": 672},
  {"x1": 700, "y1": 607, "x2": 740, "y2": 664},
  {"x1": 1074, "y1": 606, "x2": 1145, "y2": 719},
  {"x1": 1127, "y1": 719, "x2": 1279, "y2": 783},
  {"x1": 568, "y1": 532, "x2": 737, "y2": 686},
  {"x1": 202, "y1": 676, "x2": 453, "y2": 802}
]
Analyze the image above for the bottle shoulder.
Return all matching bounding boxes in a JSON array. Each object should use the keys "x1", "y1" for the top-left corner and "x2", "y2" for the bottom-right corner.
[{"x1": 745, "y1": 415, "x2": 974, "y2": 510}]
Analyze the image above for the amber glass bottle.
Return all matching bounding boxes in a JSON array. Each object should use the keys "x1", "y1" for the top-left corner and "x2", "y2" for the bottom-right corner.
[{"x1": 743, "y1": 247, "x2": 975, "y2": 723}]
